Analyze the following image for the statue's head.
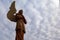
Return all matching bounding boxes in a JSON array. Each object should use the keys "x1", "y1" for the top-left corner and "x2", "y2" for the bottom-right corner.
[{"x1": 18, "y1": 10, "x2": 23, "y2": 15}]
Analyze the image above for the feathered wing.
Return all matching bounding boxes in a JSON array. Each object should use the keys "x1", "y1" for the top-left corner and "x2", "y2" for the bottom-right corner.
[{"x1": 7, "y1": 1, "x2": 17, "y2": 22}]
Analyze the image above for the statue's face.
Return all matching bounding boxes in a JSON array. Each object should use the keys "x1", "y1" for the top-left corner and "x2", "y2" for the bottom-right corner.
[{"x1": 18, "y1": 10, "x2": 23, "y2": 15}]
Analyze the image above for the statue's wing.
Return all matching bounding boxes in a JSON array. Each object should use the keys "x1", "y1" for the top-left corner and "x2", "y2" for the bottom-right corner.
[{"x1": 7, "y1": 1, "x2": 16, "y2": 22}]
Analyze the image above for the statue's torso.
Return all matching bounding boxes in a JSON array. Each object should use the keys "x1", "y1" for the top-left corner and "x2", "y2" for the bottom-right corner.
[{"x1": 16, "y1": 14, "x2": 25, "y2": 33}]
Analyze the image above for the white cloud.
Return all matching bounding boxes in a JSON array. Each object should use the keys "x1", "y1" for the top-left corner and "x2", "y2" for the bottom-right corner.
[{"x1": 51, "y1": 0, "x2": 59, "y2": 8}]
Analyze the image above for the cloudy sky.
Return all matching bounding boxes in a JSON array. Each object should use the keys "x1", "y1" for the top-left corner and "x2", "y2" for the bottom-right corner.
[{"x1": 0, "y1": 0, "x2": 60, "y2": 40}]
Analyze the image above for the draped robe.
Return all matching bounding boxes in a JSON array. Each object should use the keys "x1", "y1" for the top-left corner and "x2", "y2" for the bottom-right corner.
[{"x1": 15, "y1": 13, "x2": 27, "y2": 40}]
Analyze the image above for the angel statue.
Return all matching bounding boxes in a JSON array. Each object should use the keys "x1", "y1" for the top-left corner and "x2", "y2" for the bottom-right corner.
[{"x1": 7, "y1": 1, "x2": 27, "y2": 40}]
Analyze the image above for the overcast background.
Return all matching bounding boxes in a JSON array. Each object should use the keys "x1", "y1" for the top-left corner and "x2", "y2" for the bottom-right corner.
[{"x1": 0, "y1": 0, "x2": 60, "y2": 40}]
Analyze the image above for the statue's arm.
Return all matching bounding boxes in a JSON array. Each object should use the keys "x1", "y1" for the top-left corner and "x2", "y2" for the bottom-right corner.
[
  {"x1": 16, "y1": 14, "x2": 27, "y2": 23},
  {"x1": 23, "y1": 15, "x2": 27, "y2": 24}
]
